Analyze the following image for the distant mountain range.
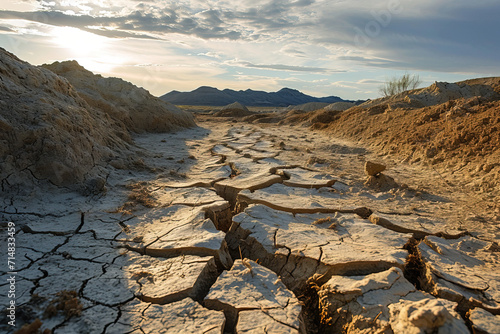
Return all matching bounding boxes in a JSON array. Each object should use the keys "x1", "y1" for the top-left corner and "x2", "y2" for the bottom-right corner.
[{"x1": 160, "y1": 86, "x2": 354, "y2": 107}]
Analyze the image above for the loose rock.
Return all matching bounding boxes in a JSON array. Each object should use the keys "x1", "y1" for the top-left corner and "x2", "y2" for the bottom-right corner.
[{"x1": 365, "y1": 161, "x2": 386, "y2": 176}]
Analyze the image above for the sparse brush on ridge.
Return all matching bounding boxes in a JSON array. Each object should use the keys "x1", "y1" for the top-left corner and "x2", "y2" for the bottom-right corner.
[{"x1": 379, "y1": 73, "x2": 422, "y2": 97}]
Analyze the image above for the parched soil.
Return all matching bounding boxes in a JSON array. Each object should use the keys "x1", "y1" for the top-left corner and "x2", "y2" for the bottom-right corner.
[
  {"x1": 320, "y1": 98, "x2": 500, "y2": 218},
  {"x1": 273, "y1": 78, "x2": 500, "y2": 231}
]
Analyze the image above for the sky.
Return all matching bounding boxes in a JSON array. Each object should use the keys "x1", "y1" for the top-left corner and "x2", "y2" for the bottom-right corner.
[{"x1": 0, "y1": 0, "x2": 499, "y2": 100}]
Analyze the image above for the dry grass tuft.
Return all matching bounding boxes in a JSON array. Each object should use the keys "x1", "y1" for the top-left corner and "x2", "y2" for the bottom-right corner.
[
  {"x1": 43, "y1": 290, "x2": 83, "y2": 320},
  {"x1": 312, "y1": 217, "x2": 332, "y2": 225},
  {"x1": 113, "y1": 181, "x2": 157, "y2": 214},
  {"x1": 327, "y1": 222, "x2": 337, "y2": 230},
  {"x1": 13, "y1": 318, "x2": 47, "y2": 334}
]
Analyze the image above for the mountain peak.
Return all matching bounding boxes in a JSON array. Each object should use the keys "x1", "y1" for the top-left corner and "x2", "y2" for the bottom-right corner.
[
  {"x1": 278, "y1": 87, "x2": 300, "y2": 93},
  {"x1": 193, "y1": 86, "x2": 220, "y2": 92}
]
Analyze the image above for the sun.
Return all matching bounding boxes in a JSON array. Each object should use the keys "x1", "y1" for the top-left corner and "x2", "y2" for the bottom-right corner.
[
  {"x1": 51, "y1": 26, "x2": 120, "y2": 73},
  {"x1": 52, "y1": 26, "x2": 107, "y2": 56}
]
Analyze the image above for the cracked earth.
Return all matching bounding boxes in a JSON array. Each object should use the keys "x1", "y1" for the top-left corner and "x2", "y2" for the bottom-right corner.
[{"x1": 1, "y1": 116, "x2": 499, "y2": 333}]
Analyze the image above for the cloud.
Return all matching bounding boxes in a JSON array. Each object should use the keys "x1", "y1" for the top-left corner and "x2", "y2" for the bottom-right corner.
[
  {"x1": 0, "y1": 26, "x2": 13, "y2": 32},
  {"x1": 1, "y1": 0, "x2": 498, "y2": 101},
  {"x1": 198, "y1": 51, "x2": 222, "y2": 59},
  {"x1": 0, "y1": 8, "x2": 244, "y2": 40},
  {"x1": 357, "y1": 79, "x2": 384, "y2": 84},
  {"x1": 281, "y1": 47, "x2": 307, "y2": 57},
  {"x1": 3, "y1": 0, "x2": 495, "y2": 75},
  {"x1": 235, "y1": 60, "x2": 330, "y2": 73},
  {"x1": 311, "y1": 0, "x2": 500, "y2": 73}
]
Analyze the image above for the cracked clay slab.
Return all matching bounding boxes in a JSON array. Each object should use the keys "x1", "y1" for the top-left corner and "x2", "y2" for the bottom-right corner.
[
  {"x1": 204, "y1": 259, "x2": 302, "y2": 332},
  {"x1": 228, "y1": 205, "x2": 410, "y2": 289},
  {"x1": 236, "y1": 183, "x2": 364, "y2": 215},
  {"x1": 107, "y1": 297, "x2": 225, "y2": 334},
  {"x1": 125, "y1": 205, "x2": 232, "y2": 268},
  {"x1": 369, "y1": 212, "x2": 466, "y2": 239},
  {"x1": 468, "y1": 307, "x2": 500, "y2": 334},
  {"x1": 318, "y1": 267, "x2": 468, "y2": 333},
  {"x1": 152, "y1": 187, "x2": 224, "y2": 207},
  {"x1": 277, "y1": 167, "x2": 336, "y2": 189},
  {"x1": 418, "y1": 235, "x2": 500, "y2": 312},
  {"x1": 120, "y1": 253, "x2": 219, "y2": 305}
]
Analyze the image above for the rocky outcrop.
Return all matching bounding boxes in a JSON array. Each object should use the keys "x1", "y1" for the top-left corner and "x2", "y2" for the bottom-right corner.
[{"x1": 42, "y1": 60, "x2": 195, "y2": 133}]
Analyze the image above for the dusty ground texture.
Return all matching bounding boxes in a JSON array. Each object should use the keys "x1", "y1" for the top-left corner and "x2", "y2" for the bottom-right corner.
[{"x1": 1, "y1": 112, "x2": 499, "y2": 333}]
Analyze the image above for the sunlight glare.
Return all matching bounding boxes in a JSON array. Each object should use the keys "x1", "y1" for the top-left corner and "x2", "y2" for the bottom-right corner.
[
  {"x1": 50, "y1": 26, "x2": 123, "y2": 73},
  {"x1": 52, "y1": 26, "x2": 107, "y2": 57}
]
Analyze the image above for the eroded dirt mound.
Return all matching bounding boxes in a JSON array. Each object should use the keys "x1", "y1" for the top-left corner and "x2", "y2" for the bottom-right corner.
[
  {"x1": 213, "y1": 102, "x2": 255, "y2": 117},
  {"x1": 287, "y1": 102, "x2": 330, "y2": 112},
  {"x1": 0, "y1": 49, "x2": 195, "y2": 191},
  {"x1": 286, "y1": 77, "x2": 500, "y2": 212},
  {"x1": 324, "y1": 101, "x2": 356, "y2": 111},
  {"x1": 281, "y1": 108, "x2": 343, "y2": 126},
  {"x1": 0, "y1": 48, "x2": 128, "y2": 190},
  {"x1": 43, "y1": 60, "x2": 195, "y2": 133},
  {"x1": 325, "y1": 96, "x2": 500, "y2": 197},
  {"x1": 360, "y1": 79, "x2": 500, "y2": 110}
]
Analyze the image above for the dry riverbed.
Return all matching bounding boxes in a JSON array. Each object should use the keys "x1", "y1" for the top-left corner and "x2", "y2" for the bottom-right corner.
[{"x1": 1, "y1": 116, "x2": 499, "y2": 333}]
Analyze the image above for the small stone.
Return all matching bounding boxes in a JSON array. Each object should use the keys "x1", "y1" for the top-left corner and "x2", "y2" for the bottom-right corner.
[
  {"x1": 365, "y1": 161, "x2": 386, "y2": 176},
  {"x1": 84, "y1": 176, "x2": 107, "y2": 195}
]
